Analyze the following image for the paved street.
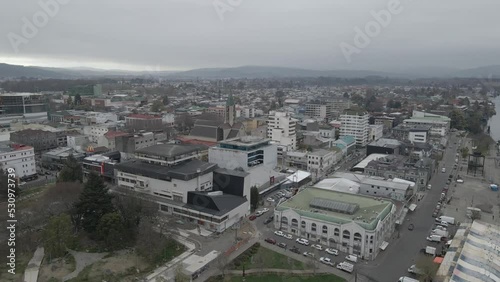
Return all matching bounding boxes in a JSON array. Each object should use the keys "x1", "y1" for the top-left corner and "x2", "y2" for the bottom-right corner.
[
  {"x1": 252, "y1": 208, "x2": 356, "y2": 279},
  {"x1": 357, "y1": 132, "x2": 461, "y2": 282}
]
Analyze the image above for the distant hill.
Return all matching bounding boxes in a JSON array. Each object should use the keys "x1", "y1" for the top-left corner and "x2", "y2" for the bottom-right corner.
[
  {"x1": 2, "y1": 62, "x2": 500, "y2": 80},
  {"x1": 0, "y1": 63, "x2": 67, "y2": 79},
  {"x1": 169, "y1": 65, "x2": 392, "y2": 79},
  {"x1": 451, "y1": 65, "x2": 500, "y2": 78}
]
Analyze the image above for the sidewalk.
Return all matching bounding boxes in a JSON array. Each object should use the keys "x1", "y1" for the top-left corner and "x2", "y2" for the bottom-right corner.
[{"x1": 23, "y1": 247, "x2": 44, "y2": 282}]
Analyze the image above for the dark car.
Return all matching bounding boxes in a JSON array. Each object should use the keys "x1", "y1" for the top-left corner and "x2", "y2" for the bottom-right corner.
[
  {"x1": 278, "y1": 242, "x2": 287, "y2": 248},
  {"x1": 432, "y1": 211, "x2": 439, "y2": 218},
  {"x1": 265, "y1": 238, "x2": 276, "y2": 244},
  {"x1": 408, "y1": 224, "x2": 414, "y2": 231},
  {"x1": 264, "y1": 216, "x2": 273, "y2": 225},
  {"x1": 249, "y1": 215, "x2": 257, "y2": 221},
  {"x1": 290, "y1": 246, "x2": 300, "y2": 254}
]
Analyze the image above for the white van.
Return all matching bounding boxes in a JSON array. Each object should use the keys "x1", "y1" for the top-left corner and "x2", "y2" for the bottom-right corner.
[
  {"x1": 345, "y1": 254, "x2": 358, "y2": 263},
  {"x1": 399, "y1": 276, "x2": 419, "y2": 282}
]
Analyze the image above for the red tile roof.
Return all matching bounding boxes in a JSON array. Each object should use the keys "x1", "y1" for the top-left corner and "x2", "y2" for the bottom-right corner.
[{"x1": 175, "y1": 136, "x2": 217, "y2": 147}]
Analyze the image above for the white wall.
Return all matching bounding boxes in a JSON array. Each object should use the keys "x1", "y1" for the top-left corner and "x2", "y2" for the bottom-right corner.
[
  {"x1": 409, "y1": 131, "x2": 427, "y2": 143},
  {"x1": 116, "y1": 170, "x2": 213, "y2": 203},
  {"x1": 0, "y1": 147, "x2": 36, "y2": 178}
]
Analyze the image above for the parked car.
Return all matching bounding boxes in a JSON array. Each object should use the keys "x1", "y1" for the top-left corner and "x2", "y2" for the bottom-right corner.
[
  {"x1": 261, "y1": 208, "x2": 269, "y2": 213},
  {"x1": 265, "y1": 238, "x2": 276, "y2": 244},
  {"x1": 274, "y1": 231, "x2": 284, "y2": 237},
  {"x1": 311, "y1": 244, "x2": 323, "y2": 251},
  {"x1": 432, "y1": 211, "x2": 439, "y2": 218},
  {"x1": 408, "y1": 224, "x2": 414, "y2": 231},
  {"x1": 303, "y1": 252, "x2": 315, "y2": 258},
  {"x1": 325, "y1": 248, "x2": 339, "y2": 256},
  {"x1": 439, "y1": 221, "x2": 449, "y2": 227},
  {"x1": 255, "y1": 210, "x2": 263, "y2": 217},
  {"x1": 249, "y1": 215, "x2": 257, "y2": 221},
  {"x1": 267, "y1": 197, "x2": 275, "y2": 202},
  {"x1": 296, "y1": 238, "x2": 310, "y2": 246},
  {"x1": 278, "y1": 242, "x2": 287, "y2": 248},
  {"x1": 320, "y1": 257, "x2": 335, "y2": 267},
  {"x1": 290, "y1": 246, "x2": 300, "y2": 254},
  {"x1": 345, "y1": 255, "x2": 358, "y2": 263},
  {"x1": 263, "y1": 216, "x2": 273, "y2": 225},
  {"x1": 284, "y1": 234, "x2": 293, "y2": 240},
  {"x1": 457, "y1": 179, "x2": 464, "y2": 183}
]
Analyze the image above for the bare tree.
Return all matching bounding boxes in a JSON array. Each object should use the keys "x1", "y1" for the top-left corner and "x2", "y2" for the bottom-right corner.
[
  {"x1": 216, "y1": 254, "x2": 229, "y2": 278},
  {"x1": 416, "y1": 256, "x2": 439, "y2": 282}
]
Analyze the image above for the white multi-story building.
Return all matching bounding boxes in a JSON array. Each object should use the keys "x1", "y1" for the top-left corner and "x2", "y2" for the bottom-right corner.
[
  {"x1": 307, "y1": 149, "x2": 337, "y2": 178},
  {"x1": 209, "y1": 136, "x2": 278, "y2": 171},
  {"x1": 305, "y1": 103, "x2": 332, "y2": 122},
  {"x1": 368, "y1": 124, "x2": 384, "y2": 142},
  {"x1": 267, "y1": 112, "x2": 297, "y2": 157},
  {"x1": 83, "y1": 123, "x2": 117, "y2": 143},
  {"x1": 403, "y1": 111, "x2": 451, "y2": 137},
  {"x1": 274, "y1": 187, "x2": 396, "y2": 260},
  {"x1": 240, "y1": 107, "x2": 255, "y2": 118},
  {"x1": 0, "y1": 142, "x2": 36, "y2": 179},
  {"x1": 114, "y1": 144, "x2": 249, "y2": 232},
  {"x1": 408, "y1": 130, "x2": 428, "y2": 143},
  {"x1": 340, "y1": 109, "x2": 369, "y2": 146}
]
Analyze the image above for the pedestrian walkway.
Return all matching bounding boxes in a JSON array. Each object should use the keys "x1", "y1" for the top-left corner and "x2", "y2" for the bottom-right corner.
[
  {"x1": 23, "y1": 247, "x2": 44, "y2": 282},
  {"x1": 63, "y1": 250, "x2": 107, "y2": 281}
]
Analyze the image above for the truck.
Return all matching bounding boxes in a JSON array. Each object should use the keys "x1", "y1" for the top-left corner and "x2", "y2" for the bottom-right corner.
[
  {"x1": 426, "y1": 235, "x2": 442, "y2": 242},
  {"x1": 399, "y1": 277, "x2": 419, "y2": 282},
  {"x1": 336, "y1": 261, "x2": 354, "y2": 273},
  {"x1": 425, "y1": 246, "x2": 436, "y2": 256},
  {"x1": 431, "y1": 229, "x2": 449, "y2": 238},
  {"x1": 436, "y1": 216, "x2": 455, "y2": 225}
]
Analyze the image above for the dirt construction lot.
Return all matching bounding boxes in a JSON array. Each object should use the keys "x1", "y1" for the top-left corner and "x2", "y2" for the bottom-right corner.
[{"x1": 442, "y1": 145, "x2": 500, "y2": 224}]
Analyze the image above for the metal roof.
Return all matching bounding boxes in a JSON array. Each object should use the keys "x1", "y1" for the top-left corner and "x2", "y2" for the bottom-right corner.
[{"x1": 310, "y1": 197, "x2": 359, "y2": 215}]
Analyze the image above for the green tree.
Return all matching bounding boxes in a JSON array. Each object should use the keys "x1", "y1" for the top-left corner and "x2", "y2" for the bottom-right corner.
[
  {"x1": 43, "y1": 214, "x2": 75, "y2": 259},
  {"x1": 58, "y1": 155, "x2": 83, "y2": 183},
  {"x1": 97, "y1": 212, "x2": 125, "y2": 250},
  {"x1": 162, "y1": 95, "x2": 169, "y2": 106},
  {"x1": 74, "y1": 94, "x2": 82, "y2": 105},
  {"x1": 75, "y1": 172, "x2": 114, "y2": 234},
  {"x1": 449, "y1": 109, "x2": 466, "y2": 130},
  {"x1": 151, "y1": 100, "x2": 165, "y2": 112},
  {"x1": 66, "y1": 96, "x2": 73, "y2": 106},
  {"x1": 250, "y1": 186, "x2": 259, "y2": 210},
  {"x1": 461, "y1": 147, "x2": 469, "y2": 159}
]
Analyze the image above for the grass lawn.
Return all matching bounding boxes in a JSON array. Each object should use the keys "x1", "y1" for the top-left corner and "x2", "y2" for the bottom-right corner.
[
  {"x1": 233, "y1": 246, "x2": 306, "y2": 270},
  {"x1": 228, "y1": 274, "x2": 346, "y2": 282}
]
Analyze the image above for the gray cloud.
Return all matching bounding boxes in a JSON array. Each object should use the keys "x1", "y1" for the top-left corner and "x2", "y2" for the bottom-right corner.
[{"x1": 1, "y1": 0, "x2": 499, "y2": 71}]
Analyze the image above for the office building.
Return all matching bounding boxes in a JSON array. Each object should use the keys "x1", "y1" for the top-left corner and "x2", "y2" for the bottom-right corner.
[
  {"x1": 403, "y1": 111, "x2": 451, "y2": 137},
  {"x1": 339, "y1": 109, "x2": 369, "y2": 146},
  {"x1": 209, "y1": 136, "x2": 277, "y2": 171},
  {"x1": 0, "y1": 142, "x2": 36, "y2": 180},
  {"x1": 0, "y1": 93, "x2": 48, "y2": 125},
  {"x1": 114, "y1": 144, "x2": 248, "y2": 232},
  {"x1": 267, "y1": 111, "x2": 297, "y2": 156},
  {"x1": 125, "y1": 114, "x2": 163, "y2": 132}
]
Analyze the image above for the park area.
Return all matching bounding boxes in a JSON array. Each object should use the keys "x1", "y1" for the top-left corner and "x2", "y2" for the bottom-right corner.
[{"x1": 207, "y1": 243, "x2": 345, "y2": 282}]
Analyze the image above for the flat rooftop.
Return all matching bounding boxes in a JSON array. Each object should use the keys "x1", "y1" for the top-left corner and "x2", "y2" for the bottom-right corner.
[
  {"x1": 219, "y1": 136, "x2": 270, "y2": 147},
  {"x1": 115, "y1": 159, "x2": 217, "y2": 181},
  {"x1": 135, "y1": 144, "x2": 202, "y2": 158},
  {"x1": 353, "y1": 153, "x2": 388, "y2": 170},
  {"x1": 368, "y1": 138, "x2": 401, "y2": 148},
  {"x1": 277, "y1": 187, "x2": 393, "y2": 230}
]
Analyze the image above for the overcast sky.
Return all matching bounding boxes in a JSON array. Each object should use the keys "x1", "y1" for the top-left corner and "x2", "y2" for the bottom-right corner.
[{"x1": 1, "y1": 0, "x2": 499, "y2": 71}]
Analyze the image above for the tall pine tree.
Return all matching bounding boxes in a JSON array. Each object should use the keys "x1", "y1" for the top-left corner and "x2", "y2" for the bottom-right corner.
[
  {"x1": 75, "y1": 172, "x2": 114, "y2": 234},
  {"x1": 58, "y1": 155, "x2": 83, "y2": 183}
]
